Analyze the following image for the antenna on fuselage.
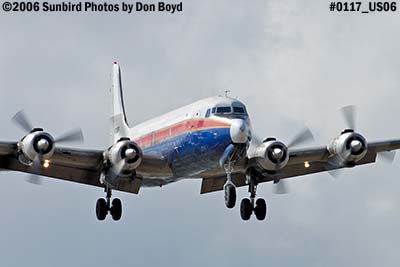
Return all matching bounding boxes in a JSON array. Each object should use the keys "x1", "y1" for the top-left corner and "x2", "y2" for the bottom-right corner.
[{"x1": 224, "y1": 90, "x2": 231, "y2": 98}]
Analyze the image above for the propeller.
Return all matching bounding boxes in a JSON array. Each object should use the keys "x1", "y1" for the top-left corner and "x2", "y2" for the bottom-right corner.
[
  {"x1": 325, "y1": 105, "x2": 359, "y2": 179},
  {"x1": 287, "y1": 126, "x2": 315, "y2": 148},
  {"x1": 377, "y1": 151, "x2": 396, "y2": 164},
  {"x1": 26, "y1": 155, "x2": 44, "y2": 185},
  {"x1": 274, "y1": 126, "x2": 314, "y2": 194},
  {"x1": 251, "y1": 126, "x2": 314, "y2": 149},
  {"x1": 326, "y1": 105, "x2": 396, "y2": 179},
  {"x1": 12, "y1": 110, "x2": 84, "y2": 185},
  {"x1": 249, "y1": 125, "x2": 314, "y2": 194},
  {"x1": 273, "y1": 179, "x2": 289, "y2": 194},
  {"x1": 12, "y1": 110, "x2": 84, "y2": 144},
  {"x1": 54, "y1": 128, "x2": 84, "y2": 144},
  {"x1": 12, "y1": 110, "x2": 33, "y2": 132},
  {"x1": 252, "y1": 126, "x2": 313, "y2": 194},
  {"x1": 112, "y1": 143, "x2": 140, "y2": 175},
  {"x1": 341, "y1": 105, "x2": 357, "y2": 130}
]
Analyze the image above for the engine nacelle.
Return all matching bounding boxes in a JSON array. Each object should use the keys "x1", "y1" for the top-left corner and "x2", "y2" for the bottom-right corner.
[
  {"x1": 104, "y1": 138, "x2": 142, "y2": 176},
  {"x1": 17, "y1": 128, "x2": 55, "y2": 164},
  {"x1": 254, "y1": 138, "x2": 289, "y2": 171},
  {"x1": 327, "y1": 129, "x2": 368, "y2": 164}
]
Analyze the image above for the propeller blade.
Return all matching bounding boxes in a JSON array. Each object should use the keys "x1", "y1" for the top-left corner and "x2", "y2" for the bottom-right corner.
[
  {"x1": 11, "y1": 110, "x2": 33, "y2": 132},
  {"x1": 327, "y1": 169, "x2": 342, "y2": 179},
  {"x1": 55, "y1": 128, "x2": 84, "y2": 144},
  {"x1": 250, "y1": 133, "x2": 262, "y2": 146},
  {"x1": 273, "y1": 180, "x2": 289, "y2": 194},
  {"x1": 25, "y1": 155, "x2": 44, "y2": 186},
  {"x1": 325, "y1": 156, "x2": 344, "y2": 179},
  {"x1": 378, "y1": 151, "x2": 396, "y2": 164},
  {"x1": 341, "y1": 105, "x2": 356, "y2": 130},
  {"x1": 287, "y1": 127, "x2": 315, "y2": 148},
  {"x1": 26, "y1": 174, "x2": 42, "y2": 185}
]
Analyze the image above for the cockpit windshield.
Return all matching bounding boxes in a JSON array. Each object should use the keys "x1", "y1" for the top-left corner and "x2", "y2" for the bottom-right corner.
[
  {"x1": 210, "y1": 103, "x2": 247, "y2": 117},
  {"x1": 216, "y1": 106, "x2": 231, "y2": 114}
]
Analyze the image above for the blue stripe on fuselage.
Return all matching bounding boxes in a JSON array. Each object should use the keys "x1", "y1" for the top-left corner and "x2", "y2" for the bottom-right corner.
[{"x1": 143, "y1": 127, "x2": 231, "y2": 177}]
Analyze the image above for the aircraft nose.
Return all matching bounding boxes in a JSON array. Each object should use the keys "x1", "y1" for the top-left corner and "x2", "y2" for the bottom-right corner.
[{"x1": 230, "y1": 119, "x2": 250, "y2": 144}]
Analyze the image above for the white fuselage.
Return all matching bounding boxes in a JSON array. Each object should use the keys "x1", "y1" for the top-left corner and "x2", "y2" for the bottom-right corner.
[{"x1": 127, "y1": 96, "x2": 251, "y2": 185}]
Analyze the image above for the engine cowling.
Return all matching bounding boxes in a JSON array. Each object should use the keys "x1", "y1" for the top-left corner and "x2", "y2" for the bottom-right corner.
[
  {"x1": 17, "y1": 128, "x2": 55, "y2": 165},
  {"x1": 254, "y1": 138, "x2": 289, "y2": 171},
  {"x1": 104, "y1": 138, "x2": 142, "y2": 176},
  {"x1": 327, "y1": 129, "x2": 368, "y2": 164}
]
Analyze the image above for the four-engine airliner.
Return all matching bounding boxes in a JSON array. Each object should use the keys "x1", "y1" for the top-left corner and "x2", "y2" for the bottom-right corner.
[{"x1": 1, "y1": 62, "x2": 399, "y2": 221}]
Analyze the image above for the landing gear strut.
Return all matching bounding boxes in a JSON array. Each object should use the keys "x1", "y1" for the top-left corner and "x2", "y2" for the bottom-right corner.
[
  {"x1": 221, "y1": 144, "x2": 247, "y2": 209},
  {"x1": 240, "y1": 175, "x2": 267, "y2": 221},
  {"x1": 96, "y1": 187, "x2": 122, "y2": 221}
]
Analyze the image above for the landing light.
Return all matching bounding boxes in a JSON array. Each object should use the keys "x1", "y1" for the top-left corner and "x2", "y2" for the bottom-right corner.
[
  {"x1": 43, "y1": 160, "x2": 50, "y2": 168},
  {"x1": 304, "y1": 161, "x2": 310, "y2": 168}
]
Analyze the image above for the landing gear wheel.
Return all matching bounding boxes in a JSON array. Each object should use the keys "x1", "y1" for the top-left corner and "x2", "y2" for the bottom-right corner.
[
  {"x1": 96, "y1": 198, "x2": 107, "y2": 221},
  {"x1": 224, "y1": 184, "x2": 236, "y2": 209},
  {"x1": 240, "y1": 198, "x2": 252, "y2": 220},
  {"x1": 110, "y1": 198, "x2": 122, "y2": 221},
  {"x1": 254, "y1": 198, "x2": 267, "y2": 220}
]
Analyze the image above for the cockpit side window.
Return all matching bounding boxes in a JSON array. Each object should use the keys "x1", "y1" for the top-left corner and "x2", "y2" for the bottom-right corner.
[
  {"x1": 205, "y1": 109, "x2": 211, "y2": 118},
  {"x1": 211, "y1": 107, "x2": 216, "y2": 114},
  {"x1": 233, "y1": 107, "x2": 244, "y2": 114},
  {"x1": 216, "y1": 106, "x2": 232, "y2": 114}
]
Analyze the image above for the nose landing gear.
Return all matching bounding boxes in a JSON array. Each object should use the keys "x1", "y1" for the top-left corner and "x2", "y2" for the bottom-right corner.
[
  {"x1": 96, "y1": 187, "x2": 122, "y2": 221},
  {"x1": 222, "y1": 145, "x2": 248, "y2": 209},
  {"x1": 224, "y1": 179, "x2": 237, "y2": 209}
]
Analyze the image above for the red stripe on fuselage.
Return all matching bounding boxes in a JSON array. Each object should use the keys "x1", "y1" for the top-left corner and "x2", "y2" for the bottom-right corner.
[{"x1": 134, "y1": 118, "x2": 230, "y2": 148}]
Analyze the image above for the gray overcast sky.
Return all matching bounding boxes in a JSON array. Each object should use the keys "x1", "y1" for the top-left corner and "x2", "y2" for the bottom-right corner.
[{"x1": 1, "y1": 1, "x2": 400, "y2": 266}]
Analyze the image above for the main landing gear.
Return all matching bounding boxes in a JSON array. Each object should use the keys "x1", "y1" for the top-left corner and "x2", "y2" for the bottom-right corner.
[
  {"x1": 223, "y1": 159, "x2": 267, "y2": 221},
  {"x1": 96, "y1": 187, "x2": 122, "y2": 221},
  {"x1": 240, "y1": 177, "x2": 267, "y2": 221}
]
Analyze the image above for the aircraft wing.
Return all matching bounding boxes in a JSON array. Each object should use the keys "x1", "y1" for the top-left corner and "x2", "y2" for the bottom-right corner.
[
  {"x1": 200, "y1": 139, "x2": 400, "y2": 194},
  {"x1": 0, "y1": 142, "x2": 169, "y2": 194}
]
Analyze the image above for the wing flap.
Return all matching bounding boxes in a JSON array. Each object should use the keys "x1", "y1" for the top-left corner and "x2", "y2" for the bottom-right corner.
[
  {"x1": 368, "y1": 139, "x2": 400, "y2": 153},
  {"x1": 0, "y1": 142, "x2": 17, "y2": 156},
  {"x1": 273, "y1": 151, "x2": 376, "y2": 181},
  {"x1": 0, "y1": 155, "x2": 144, "y2": 194},
  {"x1": 0, "y1": 155, "x2": 101, "y2": 186},
  {"x1": 51, "y1": 147, "x2": 104, "y2": 169},
  {"x1": 0, "y1": 141, "x2": 167, "y2": 194},
  {"x1": 200, "y1": 150, "x2": 377, "y2": 194},
  {"x1": 200, "y1": 173, "x2": 246, "y2": 194}
]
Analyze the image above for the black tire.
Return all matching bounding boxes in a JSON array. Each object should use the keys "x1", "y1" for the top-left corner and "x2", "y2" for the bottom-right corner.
[
  {"x1": 224, "y1": 184, "x2": 236, "y2": 209},
  {"x1": 110, "y1": 198, "x2": 122, "y2": 221},
  {"x1": 240, "y1": 198, "x2": 252, "y2": 221},
  {"x1": 96, "y1": 198, "x2": 107, "y2": 221},
  {"x1": 254, "y1": 198, "x2": 267, "y2": 220}
]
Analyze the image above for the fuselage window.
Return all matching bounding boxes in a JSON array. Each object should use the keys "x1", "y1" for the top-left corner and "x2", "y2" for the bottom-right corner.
[
  {"x1": 216, "y1": 106, "x2": 232, "y2": 114},
  {"x1": 205, "y1": 109, "x2": 211, "y2": 118},
  {"x1": 233, "y1": 106, "x2": 246, "y2": 114}
]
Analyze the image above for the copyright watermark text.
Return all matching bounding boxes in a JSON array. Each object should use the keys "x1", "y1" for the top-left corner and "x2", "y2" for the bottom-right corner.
[{"x1": 1, "y1": 1, "x2": 183, "y2": 14}]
